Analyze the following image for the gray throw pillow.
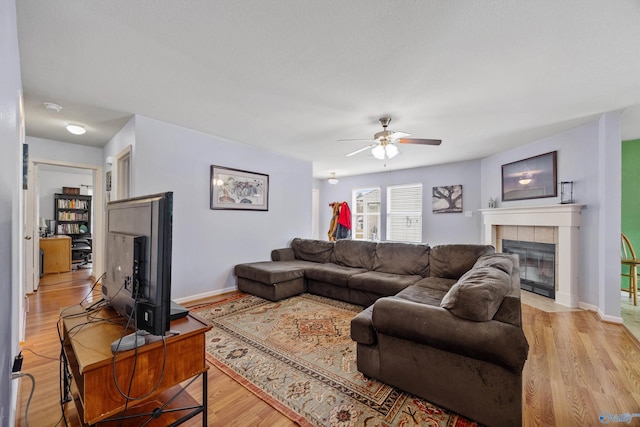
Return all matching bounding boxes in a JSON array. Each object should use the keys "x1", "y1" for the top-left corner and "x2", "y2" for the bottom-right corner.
[
  {"x1": 473, "y1": 253, "x2": 514, "y2": 275},
  {"x1": 440, "y1": 266, "x2": 511, "y2": 321}
]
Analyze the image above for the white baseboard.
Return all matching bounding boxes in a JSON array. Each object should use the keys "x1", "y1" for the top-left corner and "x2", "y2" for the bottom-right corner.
[
  {"x1": 597, "y1": 309, "x2": 623, "y2": 324},
  {"x1": 173, "y1": 285, "x2": 238, "y2": 304},
  {"x1": 578, "y1": 301, "x2": 598, "y2": 312}
]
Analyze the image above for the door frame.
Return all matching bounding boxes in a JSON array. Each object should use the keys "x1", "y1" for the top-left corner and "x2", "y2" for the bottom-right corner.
[{"x1": 26, "y1": 158, "x2": 104, "y2": 293}]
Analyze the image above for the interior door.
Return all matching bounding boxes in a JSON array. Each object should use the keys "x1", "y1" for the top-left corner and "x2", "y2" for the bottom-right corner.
[{"x1": 24, "y1": 160, "x2": 38, "y2": 293}]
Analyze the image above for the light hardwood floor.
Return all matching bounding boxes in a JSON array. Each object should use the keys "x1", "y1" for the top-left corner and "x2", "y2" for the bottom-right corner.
[{"x1": 15, "y1": 269, "x2": 640, "y2": 426}]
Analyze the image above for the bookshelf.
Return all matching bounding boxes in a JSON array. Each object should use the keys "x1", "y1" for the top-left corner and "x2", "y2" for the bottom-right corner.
[{"x1": 54, "y1": 193, "x2": 92, "y2": 238}]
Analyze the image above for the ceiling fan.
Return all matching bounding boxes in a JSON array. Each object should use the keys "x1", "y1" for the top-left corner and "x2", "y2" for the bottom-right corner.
[{"x1": 343, "y1": 117, "x2": 442, "y2": 160}]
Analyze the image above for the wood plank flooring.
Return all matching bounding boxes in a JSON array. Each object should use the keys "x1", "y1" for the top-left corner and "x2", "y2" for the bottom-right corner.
[{"x1": 15, "y1": 269, "x2": 640, "y2": 426}]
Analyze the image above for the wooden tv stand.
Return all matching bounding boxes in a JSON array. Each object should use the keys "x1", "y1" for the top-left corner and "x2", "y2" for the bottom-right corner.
[{"x1": 61, "y1": 304, "x2": 212, "y2": 426}]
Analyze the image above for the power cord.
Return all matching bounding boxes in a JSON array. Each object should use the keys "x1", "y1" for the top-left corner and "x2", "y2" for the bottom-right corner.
[{"x1": 12, "y1": 372, "x2": 35, "y2": 427}]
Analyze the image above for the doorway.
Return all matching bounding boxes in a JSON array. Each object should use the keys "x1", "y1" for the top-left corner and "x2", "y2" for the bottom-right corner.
[{"x1": 26, "y1": 159, "x2": 103, "y2": 293}]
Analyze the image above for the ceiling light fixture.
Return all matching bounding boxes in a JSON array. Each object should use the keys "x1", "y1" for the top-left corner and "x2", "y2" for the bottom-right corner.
[
  {"x1": 372, "y1": 143, "x2": 399, "y2": 160},
  {"x1": 66, "y1": 124, "x2": 86, "y2": 135},
  {"x1": 43, "y1": 102, "x2": 63, "y2": 112},
  {"x1": 518, "y1": 173, "x2": 532, "y2": 185},
  {"x1": 328, "y1": 172, "x2": 339, "y2": 185}
]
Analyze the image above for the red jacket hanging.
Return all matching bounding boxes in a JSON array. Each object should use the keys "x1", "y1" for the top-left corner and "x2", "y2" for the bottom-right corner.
[{"x1": 337, "y1": 201, "x2": 351, "y2": 230}]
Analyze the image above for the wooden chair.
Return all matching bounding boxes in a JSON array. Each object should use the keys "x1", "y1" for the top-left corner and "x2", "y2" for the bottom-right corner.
[{"x1": 621, "y1": 233, "x2": 639, "y2": 306}]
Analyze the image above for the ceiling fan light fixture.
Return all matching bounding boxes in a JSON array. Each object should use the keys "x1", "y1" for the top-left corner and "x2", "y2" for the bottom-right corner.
[
  {"x1": 66, "y1": 124, "x2": 86, "y2": 135},
  {"x1": 371, "y1": 145, "x2": 385, "y2": 159},
  {"x1": 385, "y1": 144, "x2": 399, "y2": 159},
  {"x1": 328, "y1": 172, "x2": 339, "y2": 185}
]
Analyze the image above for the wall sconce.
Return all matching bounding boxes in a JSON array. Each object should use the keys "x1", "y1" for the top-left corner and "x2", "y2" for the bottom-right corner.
[
  {"x1": 106, "y1": 156, "x2": 114, "y2": 166},
  {"x1": 560, "y1": 181, "x2": 574, "y2": 204},
  {"x1": 328, "y1": 172, "x2": 339, "y2": 185}
]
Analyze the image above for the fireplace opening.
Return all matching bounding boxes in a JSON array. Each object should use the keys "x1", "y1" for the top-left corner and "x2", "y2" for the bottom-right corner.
[{"x1": 502, "y1": 239, "x2": 556, "y2": 298}]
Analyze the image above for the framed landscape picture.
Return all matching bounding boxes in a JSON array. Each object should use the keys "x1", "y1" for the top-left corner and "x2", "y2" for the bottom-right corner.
[
  {"x1": 502, "y1": 151, "x2": 557, "y2": 202},
  {"x1": 210, "y1": 165, "x2": 269, "y2": 211},
  {"x1": 433, "y1": 185, "x2": 463, "y2": 213}
]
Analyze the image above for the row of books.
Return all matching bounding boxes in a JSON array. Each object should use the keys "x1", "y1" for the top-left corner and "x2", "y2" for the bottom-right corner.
[
  {"x1": 56, "y1": 198, "x2": 89, "y2": 210},
  {"x1": 57, "y1": 224, "x2": 88, "y2": 235},
  {"x1": 57, "y1": 211, "x2": 89, "y2": 221}
]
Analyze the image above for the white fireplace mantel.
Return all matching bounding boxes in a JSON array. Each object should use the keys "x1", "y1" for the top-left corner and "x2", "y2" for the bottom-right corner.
[{"x1": 480, "y1": 204, "x2": 585, "y2": 307}]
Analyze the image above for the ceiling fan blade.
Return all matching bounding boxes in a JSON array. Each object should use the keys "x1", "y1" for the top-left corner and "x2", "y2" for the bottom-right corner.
[
  {"x1": 338, "y1": 138, "x2": 375, "y2": 142},
  {"x1": 346, "y1": 144, "x2": 376, "y2": 157},
  {"x1": 389, "y1": 131, "x2": 410, "y2": 139},
  {"x1": 397, "y1": 138, "x2": 442, "y2": 146}
]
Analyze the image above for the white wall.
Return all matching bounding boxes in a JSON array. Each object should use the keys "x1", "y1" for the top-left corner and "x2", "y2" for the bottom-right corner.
[
  {"x1": 481, "y1": 113, "x2": 621, "y2": 318},
  {"x1": 27, "y1": 136, "x2": 103, "y2": 166},
  {"x1": 131, "y1": 115, "x2": 313, "y2": 299},
  {"x1": 1, "y1": 0, "x2": 22, "y2": 423},
  {"x1": 103, "y1": 116, "x2": 136, "y2": 196},
  {"x1": 318, "y1": 159, "x2": 483, "y2": 245},
  {"x1": 38, "y1": 170, "x2": 92, "y2": 222}
]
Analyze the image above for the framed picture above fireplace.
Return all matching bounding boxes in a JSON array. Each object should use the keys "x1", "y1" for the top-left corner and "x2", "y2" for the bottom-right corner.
[{"x1": 501, "y1": 151, "x2": 557, "y2": 202}]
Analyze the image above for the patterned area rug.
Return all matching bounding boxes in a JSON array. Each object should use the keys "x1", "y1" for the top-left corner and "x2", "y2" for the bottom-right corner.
[{"x1": 193, "y1": 293, "x2": 479, "y2": 427}]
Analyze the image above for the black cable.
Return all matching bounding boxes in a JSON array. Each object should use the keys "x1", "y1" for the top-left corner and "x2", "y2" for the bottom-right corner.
[
  {"x1": 111, "y1": 321, "x2": 168, "y2": 401},
  {"x1": 20, "y1": 347, "x2": 58, "y2": 362},
  {"x1": 55, "y1": 273, "x2": 109, "y2": 427}
]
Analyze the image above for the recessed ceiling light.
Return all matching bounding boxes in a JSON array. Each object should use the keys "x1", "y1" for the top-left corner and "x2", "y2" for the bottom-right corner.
[
  {"x1": 66, "y1": 124, "x2": 86, "y2": 135},
  {"x1": 43, "y1": 102, "x2": 62, "y2": 112}
]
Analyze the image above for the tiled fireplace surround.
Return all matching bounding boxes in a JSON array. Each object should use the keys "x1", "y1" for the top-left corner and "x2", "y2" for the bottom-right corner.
[{"x1": 480, "y1": 204, "x2": 585, "y2": 307}]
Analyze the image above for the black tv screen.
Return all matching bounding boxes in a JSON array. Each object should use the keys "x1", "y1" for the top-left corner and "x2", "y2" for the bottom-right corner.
[{"x1": 102, "y1": 192, "x2": 173, "y2": 336}]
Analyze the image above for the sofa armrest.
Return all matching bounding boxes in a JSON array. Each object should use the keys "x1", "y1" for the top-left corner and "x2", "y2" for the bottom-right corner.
[
  {"x1": 372, "y1": 297, "x2": 528, "y2": 372},
  {"x1": 271, "y1": 247, "x2": 295, "y2": 261}
]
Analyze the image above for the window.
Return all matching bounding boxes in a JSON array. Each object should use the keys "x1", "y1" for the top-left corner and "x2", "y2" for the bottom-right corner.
[
  {"x1": 387, "y1": 184, "x2": 422, "y2": 242},
  {"x1": 352, "y1": 188, "x2": 381, "y2": 240}
]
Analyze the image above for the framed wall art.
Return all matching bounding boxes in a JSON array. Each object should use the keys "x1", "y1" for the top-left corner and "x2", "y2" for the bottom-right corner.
[
  {"x1": 433, "y1": 185, "x2": 463, "y2": 213},
  {"x1": 502, "y1": 151, "x2": 557, "y2": 202},
  {"x1": 210, "y1": 165, "x2": 269, "y2": 211}
]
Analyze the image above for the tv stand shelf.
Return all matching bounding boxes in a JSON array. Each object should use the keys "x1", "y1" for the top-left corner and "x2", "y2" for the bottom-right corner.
[{"x1": 61, "y1": 304, "x2": 212, "y2": 426}]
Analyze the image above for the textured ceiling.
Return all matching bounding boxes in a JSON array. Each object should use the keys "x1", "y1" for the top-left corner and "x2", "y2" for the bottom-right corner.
[{"x1": 15, "y1": 0, "x2": 640, "y2": 179}]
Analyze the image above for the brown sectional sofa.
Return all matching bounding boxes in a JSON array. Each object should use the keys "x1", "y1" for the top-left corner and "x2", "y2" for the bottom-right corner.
[{"x1": 234, "y1": 238, "x2": 529, "y2": 427}]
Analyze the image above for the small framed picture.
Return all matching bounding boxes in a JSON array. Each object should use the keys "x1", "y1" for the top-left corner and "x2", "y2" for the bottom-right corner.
[
  {"x1": 433, "y1": 185, "x2": 463, "y2": 213},
  {"x1": 210, "y1": 165, "x2": 269, "y2": 211}
]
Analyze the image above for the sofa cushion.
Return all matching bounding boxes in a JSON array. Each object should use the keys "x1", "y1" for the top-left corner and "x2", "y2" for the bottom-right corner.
[
  {"x1": 440, "y1": 266, "x2": 511, "y2": 321},
  {"x1": 334, "y1": 240, "x2": 377, "y2": 270},
  {"x1": 373, "y1": 242, "x2": 430, "y2": 276},
  {"x1": 394, "y1": 277, "x2": 458, "y2": 306},
  {"x1": 473, "y1": 253, "x2": 514, "y2": 275},
  {"x1": 304, "y1": 263, "x2": 368, "y2": 287},
  {"x1": 291, "y1": 238, "x2": 335, "y2": 263},
  {"x1": 429, "y1": 244, "x2": 495, "y2": 279},
  {"x1": 348, "y1": 271, "x2": 422, "y2": 296},
  {"x1": 234, "y1": 261, "x2": 312, "y2": 284}
]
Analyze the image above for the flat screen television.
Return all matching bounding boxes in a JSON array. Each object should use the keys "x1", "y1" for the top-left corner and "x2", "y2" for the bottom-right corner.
[{"x1": 102, "y1": 192, "x2": 173, "y2": 336}]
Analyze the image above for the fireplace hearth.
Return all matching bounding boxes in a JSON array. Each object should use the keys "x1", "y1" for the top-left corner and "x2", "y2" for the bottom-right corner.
[{"x1": 502, "y1": 239, "x2": 556, "y2": 298}]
